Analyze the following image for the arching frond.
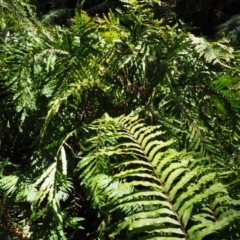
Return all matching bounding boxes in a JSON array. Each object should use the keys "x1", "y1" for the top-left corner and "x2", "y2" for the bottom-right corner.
[
  {"x1": 42, "y1": 9, "x2": 73, "y2": 25},
  {"x1": 189, "y1": 34, "x2": 234, "y2": 65},
  {"x1": 78, "y1": 114, "x2": 240, "y2": 239}
]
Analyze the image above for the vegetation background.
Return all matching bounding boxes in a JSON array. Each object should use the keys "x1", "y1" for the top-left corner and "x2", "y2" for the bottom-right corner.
[{"x1": 1, "y1": 0, "x2": 240, "y2": 239}]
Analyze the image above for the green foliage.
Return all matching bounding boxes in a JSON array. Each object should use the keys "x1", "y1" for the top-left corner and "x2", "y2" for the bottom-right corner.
[
  {"x1": 215, "y1": 14, "x2": 240, "y2": 46},
  {"x1": 78, "y1": 114, "x2": 240, "y2": 239},
  {"x1": 0, "y1": 0, "x2": 240, "y2": 239},
  {"x1": 189, "y1": 34, "x2": 234, "y2": 65}
]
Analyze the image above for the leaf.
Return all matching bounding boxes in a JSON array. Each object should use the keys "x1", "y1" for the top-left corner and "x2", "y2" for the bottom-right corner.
[
  {"x1": 182, "y1": 205, "x2": 193, "y2": 228},
  {"x1": 192, "y1": 210, "x2": 240, "y2": 239},
  {"x1": 61, "y1": 146, "x2": 67, "y2": 175}
]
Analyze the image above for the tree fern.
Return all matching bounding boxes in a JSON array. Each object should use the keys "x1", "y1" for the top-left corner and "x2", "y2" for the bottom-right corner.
[{"x1": 78, "y1": 114, "x2": 240, "y2": 239}]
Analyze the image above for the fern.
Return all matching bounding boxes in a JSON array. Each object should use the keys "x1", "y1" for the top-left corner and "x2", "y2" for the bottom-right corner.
[
  {"x1": 41, "y1": 9, "x2": 72, "y2": 25},
  {"x1": 214, "y1": 14, "x2": 240, "y2": 46},
  {"x1": 78, "y1": 114, "x2": 240, "y2": 239},
  {"x1": 0, "y1": 142, "x2": 78, "y2": 239},
  {"x1": 189, "y1": 34, "x2": 234, "y2": 65},
  {"x1": 1, "y1": 1, "x2": 240, "y2": 238}
]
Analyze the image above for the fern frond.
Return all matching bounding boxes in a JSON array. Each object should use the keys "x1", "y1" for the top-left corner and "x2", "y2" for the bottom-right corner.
[
  {"x1": 42, "y1": 9, "x2": 72, "y2": 25},
  {"x1": 78, "y1": 114, "x2": 240, "y2": 239},
  {"x1": 189, "y1": 34, "x2": 234, "y2": 65},
  {"x1": 214, "y1": 14, "x2": 240, "y2": 46}
]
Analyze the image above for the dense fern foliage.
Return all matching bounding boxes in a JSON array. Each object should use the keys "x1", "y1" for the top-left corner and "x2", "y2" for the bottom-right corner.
[
  {"x1": 0, "y1": 0, "x2": 240, "y2": 239},
  {"x1": 78, "y1": 114, "x2": 240, "y2": 239}
]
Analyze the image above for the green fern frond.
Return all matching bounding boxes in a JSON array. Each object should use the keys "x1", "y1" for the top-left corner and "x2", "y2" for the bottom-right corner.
[
  {"x1": 42, "y1": 9, "x2": 72, "y2": 25},
  {"x1": 189, "y1": 34, "x2": 234, "y2": 65},
  {"x1": 78, "y1": 114, "x2": 240, "y2": 239}
]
